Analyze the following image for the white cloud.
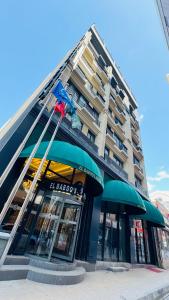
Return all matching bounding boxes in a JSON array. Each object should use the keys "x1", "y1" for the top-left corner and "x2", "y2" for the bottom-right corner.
[
  {"x1": 147, "y1": 182, "x2": 155, "y2": 192},
  {"x1": 138, "y1": 114, "x2": 144, "y2": 123},
  {"x1": 148, "y1": 170, "x2": 169, "y2": 182}
]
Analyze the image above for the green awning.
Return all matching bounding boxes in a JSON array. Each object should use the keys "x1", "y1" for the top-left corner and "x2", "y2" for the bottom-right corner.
[
  {"x1": 100, "y1": 180, "x2": 146, "y2": 215},
  {"x1": 133, "y1": 200, "x2": 165, "y2": 228},
  {"x1": 20, "y1": 141, "x2": 104, "y2": 195}
]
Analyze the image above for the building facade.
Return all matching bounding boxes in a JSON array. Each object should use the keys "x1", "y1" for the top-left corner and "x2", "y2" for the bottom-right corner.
[
  {"x1": 156, "y1": 0, "x2": 169, "y2": 49},
  {"x1": 0, "y1": 26, "x2": 165, "y2": 268}
]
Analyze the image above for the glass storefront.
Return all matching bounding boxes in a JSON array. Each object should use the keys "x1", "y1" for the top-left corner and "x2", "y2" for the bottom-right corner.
[
  {"x1": 130, "y1": 219, "x2": 150, "y2": 264},
  {"x1": 154, "y1": 228, "x2": 169, "y2": 268},
  {"x1": 1, "y1": 157, "x2": 85, "y2": 262},
  {"x1": 97, "y1": 211, "x2": 127, "y2": 262}
]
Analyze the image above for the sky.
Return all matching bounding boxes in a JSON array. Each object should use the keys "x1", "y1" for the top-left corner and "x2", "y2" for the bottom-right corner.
[{"x1": 0, "y1": 0, "x2": 169, "y2": 195}]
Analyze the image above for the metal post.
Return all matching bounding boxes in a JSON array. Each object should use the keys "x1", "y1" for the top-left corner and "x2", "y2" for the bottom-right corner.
[
  {"x1": 0, "y1": 109, "x2": 55, "y2": 225},
  {"x1": 0, "y1": 114, "x2": 63, "y2": 266},
  {"x1": 0, "y1": 95, "x2": 51, "y2": 189}
]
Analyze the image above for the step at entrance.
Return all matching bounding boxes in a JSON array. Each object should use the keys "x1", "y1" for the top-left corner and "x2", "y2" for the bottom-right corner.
[
  {"x1": 0, "y1": 255, "x2": 86, "y2": 285},
  {"x1": 96, "y1": 261, "x2": 131, "y2": 271},
  {"x1": 106, "y1": 266, "x2": 129, "y2": 272},
  {"x1": 27, "y1": 266, "x2": 85, "y2": 285},
  {"x1": 29, "y1": 258, "x2": 77, "y2": 271}
]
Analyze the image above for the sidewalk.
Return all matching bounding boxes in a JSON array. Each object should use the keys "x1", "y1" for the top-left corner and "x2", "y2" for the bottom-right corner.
[{"x1": 0, "y1": 267, "x2": 169, "y2": 300}]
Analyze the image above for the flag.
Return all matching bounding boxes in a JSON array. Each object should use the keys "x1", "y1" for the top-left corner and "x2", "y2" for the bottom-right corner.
[
  {"x1": 54, "y1": 102, "x2": 66, "y2": 118},
  {"x1": 71, "y1": 114, "x2": 82, "y2": 130},
  {"x1": 52, "y1": 80, "x2": 74, "y2": 109},
  {"x1": 52, "y1": 80, "x2": 81, "y2": 128}
]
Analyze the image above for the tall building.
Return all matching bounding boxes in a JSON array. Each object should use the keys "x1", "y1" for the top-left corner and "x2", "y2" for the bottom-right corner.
[
  {"x1": 156, "y1": 0, "x2": 169, "y2": 49},
  {"x1": 0, "y1": 26, "x2": 167, "y2": 282}
]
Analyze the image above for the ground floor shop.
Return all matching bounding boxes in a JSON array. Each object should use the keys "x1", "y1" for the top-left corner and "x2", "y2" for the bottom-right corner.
[{"x1": 0, "y1": 139, "x2": 166, "y2": 268}]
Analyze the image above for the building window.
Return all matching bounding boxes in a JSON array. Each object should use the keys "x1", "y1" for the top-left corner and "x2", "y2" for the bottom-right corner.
[
  {"x1": 79, "y1": 121, "x2": 83, "y2": 131},
  {"x1": 87, "y1": 130, "x2": 95, "y2": 143},
  {"x1": 104, "y1": 147, "x2": 110, "y2": 158},
  {"x1": 135, "y1": 176, "x2": 142, "y2": 188},
  {"x1": 113, "y1": 132, "x2": 123, "y2": 148},
  {"x1": 115, "y1": 116, "x2": 123, "y2": 126},
  {"x1": 107, "y1": 124, "x2": 112, "y2": 132},
  {"x1": 113, "y1": 154, "x2": 123, "y2": 168},
  {"x1": 119, "y1": 90, "x2": 125, "y2": 100},
  {"x1": 77, "y1": 95, "x2": 88, "y2": 108},
  {"x1": 108, "y1": 107, "x2": 113, "y2": 116},
  {"x1": 92, "y1": 107, "x2": 100, "y2": 125},
  {"x1": 132, "y1": 139, "x2": 138, "y2": 149},
  {"x1": 116, "y1": 105, "x2": 123, "y2": 114},
  {"x1": 133, "y1": 155, "x2": 140, "y2": 166},
  {"x1": 111, "y1": 77, "x2": 117, "y2": 89}
]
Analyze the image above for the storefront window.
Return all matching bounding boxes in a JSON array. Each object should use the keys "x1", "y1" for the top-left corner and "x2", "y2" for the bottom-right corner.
[
  {"x1": 97, "y1": 209, "x2": 127, "y2": 262},
  {"x1": 2, "y1": 158, "x2": 86, "y2": 260},
  {"x1": 130, "y1": 219, "x2": 150, "y2": 264},
  {"x1": 155, "y1": 228, "x2": 169, "y2": 268}
]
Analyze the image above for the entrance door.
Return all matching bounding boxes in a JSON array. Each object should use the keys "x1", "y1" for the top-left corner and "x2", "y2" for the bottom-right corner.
[
  {"x1": 50, "y1": 200, "x2": 81, "y2": 261},
  {"x1": 26, "y1": 191, "x2": 81, "y2": 262}
]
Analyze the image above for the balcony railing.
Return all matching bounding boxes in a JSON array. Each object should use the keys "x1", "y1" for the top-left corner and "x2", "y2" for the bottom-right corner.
[
  {"x1": 75, "y1": 66, "x2": 87, "y2": 82},
  {"x1": 134, "y1": 162, "x2": 143, "y2": 174},
  {"x1": 106, "y1": 128, "x2": 114, "y2": 139},
  {"x1": 119, "y1": 143, "x2": 128, "y2": 154},
  {"x1": 104, "y1": 154, "x2": 128, "y2": 180},
  {"x1": 96, "y1": 92, "x2": 105, "y2": 104},
  {"x1": 62, "y1": 117, "x2": 98, "y2": 153},
  {"x1": 77, "y1": 99, "x2": 100, "y2": 126},
  {"x1": 134, "y1": 182, "x2": 148, "y2": 196}
]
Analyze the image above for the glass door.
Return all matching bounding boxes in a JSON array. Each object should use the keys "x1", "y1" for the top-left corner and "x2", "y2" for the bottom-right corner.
[
  {"x1": 26, "y1": 191, "x2": 64, "y2": 259},
  {"x1": 26, "y1": 191, "x2": 81, "y2": 262},
  {"x1": 50, "y1": 200, "x2": 81, "y2": 261}
]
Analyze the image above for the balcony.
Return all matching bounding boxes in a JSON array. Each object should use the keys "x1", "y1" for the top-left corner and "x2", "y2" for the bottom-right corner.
[
  {"x1": 113, "y1": 121, "x2": 125, "y2": 141},
  {"x1": 131, "y1": 113, "x2": 139, "y2": 130},
  {"x1": 74, "y1": 66, "x2": 87, "y2": 84},
  {"x1": 131, "y1": 128, "x2": 139, "y2": 144},
  {"x1": 110, "y1": 103, "x2": 126, "y2": 125},
  {"x1": 77, "y1": 99, "x2": 100, "y2": 127},
  {"x1": 62, "y1": 117, "x2": 98, "y2": 153},
  {"x1": 83, "y1": 82, "x2": 105, "y2": 112},
  {"x1": 114, "y1": 142, "x2": 128, "y2": 161},
  {"x1": 132, "y1": 144, "x2": 143, "y2": 160},
  {"x1": 80, "y1": 57, "x2": 94, "y2": 77},
  {"x1": 95, "y1": 91, "x2": 105, "y2": 106},
  {"x1": 106, "y1": 128, "x2": 115, "y2": 149},
  {"x1": 104, "y1": 154, "x2": 128, "y2": 180},
  {"x1": 92, "y1": 73, "x2": 105, "y2": 94},
  {"x1": 115, "y1": 93, "x2": 125, "y2": 111},
  {"x1": 94, "y1": 58, "x2": 108, "y2": 83},
  {"x1": 134, "y1": 163, "x2": 144, "y2": 180}
]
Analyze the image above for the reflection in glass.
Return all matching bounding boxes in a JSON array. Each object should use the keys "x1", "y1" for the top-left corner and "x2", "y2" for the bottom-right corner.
[{"x1": 97, "y1": 211, "x2": 127, "y2": 262}]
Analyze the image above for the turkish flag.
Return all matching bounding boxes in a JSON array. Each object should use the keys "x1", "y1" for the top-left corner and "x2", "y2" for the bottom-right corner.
[{"x1": 54, "y1": 102, "x2": 66, "y2": 117}]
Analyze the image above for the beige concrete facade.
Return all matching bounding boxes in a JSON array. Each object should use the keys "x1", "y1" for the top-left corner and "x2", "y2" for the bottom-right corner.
[
  {"x1": 0, "y1": 25, "x2": 148, "y2": 197},
  {"x1": 64, "y1": 26, "x2": 148, "y2": 195}
]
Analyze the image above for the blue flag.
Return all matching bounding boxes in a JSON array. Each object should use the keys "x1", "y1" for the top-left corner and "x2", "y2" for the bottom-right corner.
[
  {"x1": 52, "y1": 80, "x2": 74, "y2": 108},
  {"x1": 52, "y1": 80, "x2": 81, "y2": 129}
]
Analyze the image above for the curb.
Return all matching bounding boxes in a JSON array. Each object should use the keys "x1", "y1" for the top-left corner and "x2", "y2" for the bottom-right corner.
[{"x1": 137, "y1": 284, "x2": 169, "y2": 300}]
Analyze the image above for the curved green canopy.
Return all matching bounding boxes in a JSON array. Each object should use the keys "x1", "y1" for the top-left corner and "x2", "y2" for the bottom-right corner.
[
  {"x1": 101, "y1": 180, "x2": 146, "y2": 215},
  {"x1": 20, "y1": 140, "x2": 104, "y2": 195},
  {"x1": 133, "y1": 200, "x2": 165, "y2": 228}
]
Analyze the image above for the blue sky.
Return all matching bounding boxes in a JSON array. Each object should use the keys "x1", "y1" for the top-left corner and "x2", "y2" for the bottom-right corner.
[{"x1": 0, "y1": 0, "x2": 169, "y2": 194}]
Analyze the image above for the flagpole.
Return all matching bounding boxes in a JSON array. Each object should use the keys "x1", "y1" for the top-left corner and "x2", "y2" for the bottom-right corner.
[
  {"x1": 0, "y1": 95, "x2": 51, "y2": 189},
  {"x1": 0, "y1": 108, "x2": 55, "y2": 225},
  {"x1": 0, "y1": 113, "x2": 63, "y2": 266},
  {"x1": 0, "y1": 32, "x2": 88, "y2": 190}
]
